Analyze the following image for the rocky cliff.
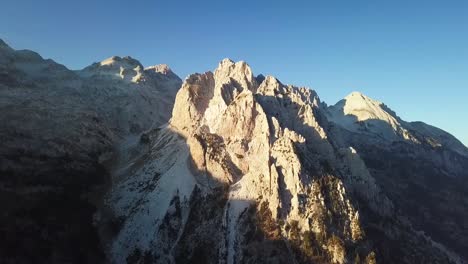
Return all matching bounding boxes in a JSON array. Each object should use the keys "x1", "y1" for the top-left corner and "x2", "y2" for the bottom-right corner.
[{"x1": 104, "y1": 59, "x2": 467, "y2": 264}]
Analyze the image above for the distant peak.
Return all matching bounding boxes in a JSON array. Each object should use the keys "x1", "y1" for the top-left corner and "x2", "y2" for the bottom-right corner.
[
  {"x1": 100, "y1": 56, "x2": 121, "y2": 65},
  {"x1": 0, "y1": 39, "x2": 13, "y2": 51},
  {"x1": 219, "y1": 58, "x2": 235, "y2": 66},
  {"x1": 213, "y1": 58, "x2": 255, "y2": 91},
  {"x1": 0, "y1": 39, "x2": 8, "y2": 47},
  {"x1": 344, "y1": 91, "x2": 383, "y2": 105},
  {"x1": 256, "y1": 75, "x2": 284, "y2": 96},
  {"x1": 347, "y1": 91, "x2": 364, "y2": 97},
  {"x1": 216, "y1": 58, "x2": 250, "y2": 73},
  {"x1": 327, "y1": 90, "x2": 404, "y2": 138},
  {"x1": 255, "y1": 74, "x2": 266, "y2": 84},
  {"x1": 263, "y1": 75, "x2": 281, "y2": 85},
  {"x1": 346, "y1": 91, "x2": 368, "y2": 99},
  {"x1": 78, "y1": 55, "x2": 146, "y2": 82},
  {"x1": 145, "y1": 64, "x2": 173, "y2": 75},
  {"x1": 144, "y1": 64, "x2": 181, "y2": 80},
  {"x1": 99, "y1": 55, "x2": 143, "y2": 68}
]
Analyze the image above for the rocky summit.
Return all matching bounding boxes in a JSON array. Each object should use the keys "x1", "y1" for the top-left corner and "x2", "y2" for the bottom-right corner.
[{"x1": 1, "y1": 40, "x2": 467, "y2": 264}]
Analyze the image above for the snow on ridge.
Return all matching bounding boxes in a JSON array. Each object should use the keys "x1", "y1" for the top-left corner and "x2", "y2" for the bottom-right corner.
[
  {"x1": 109, "y1": 127, "x2": 197, "y2": 263},
  {"x1": 145, "y1": 64, "x2": 172, "y2": 74}
]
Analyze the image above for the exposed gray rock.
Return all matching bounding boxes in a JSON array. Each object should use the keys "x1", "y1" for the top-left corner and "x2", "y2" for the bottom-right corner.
[{"x1": 107, "y1": 58, "x2": 467, "y2": 264}]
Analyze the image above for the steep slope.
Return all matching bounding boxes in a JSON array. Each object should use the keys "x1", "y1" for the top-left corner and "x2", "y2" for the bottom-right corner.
[
  {"x1": 77, "y1": 56, "x2": 181, "y2": 134},
  {"x1": 0, "y1": 39, "x2": 181, "y2": 264},
  {"x1": 106, "y1": 59, "x2": 463, "y2": 263},
  {"x1": 326, "y1": 91, "x2": 468, "y2": 262},
  {"x1": 326, "y1": 92, "x2": 414, "y2": 141},
  {"x1": 326, "y1": 91, "x2": 468, "y2": 158}
]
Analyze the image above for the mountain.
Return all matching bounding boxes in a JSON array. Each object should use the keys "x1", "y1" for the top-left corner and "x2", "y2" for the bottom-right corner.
[
  {"x1": 1, "y1": 40, "x2": 467, "y2": 264},
  {"x1": 326, "y1": 91, "x2": 468, "y2": 262},
  {"x1": 326, "y1": 91, "x2": 468, "y2": 157},
  {"x1": 104, "y1": 59, "x2": 468, "y2": 263},
  {"x1": 0, "y1": 39, "x2": 181, "y2": 263}
]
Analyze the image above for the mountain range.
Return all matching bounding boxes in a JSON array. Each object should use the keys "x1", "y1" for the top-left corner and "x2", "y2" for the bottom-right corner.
[{"x1": 1, "y1": 39, "x2": 467, "y2": 264}]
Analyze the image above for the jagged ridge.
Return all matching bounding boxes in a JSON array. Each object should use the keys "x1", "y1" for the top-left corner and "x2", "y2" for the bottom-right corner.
[{"x1": 106, "y1": 58, "x2": 467, "y2": 264}]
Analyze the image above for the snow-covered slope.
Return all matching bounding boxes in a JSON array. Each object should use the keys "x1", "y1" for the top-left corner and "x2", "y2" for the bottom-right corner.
[
  {"x1": 76, "y1": 55, "x2": 181, "y2": 135},
  {"x1": 326, "y1": 91, "x2": 416, "y2": 141},
  {"x1": 326, "y1": 91, "x2": 468, "y2": 157}
]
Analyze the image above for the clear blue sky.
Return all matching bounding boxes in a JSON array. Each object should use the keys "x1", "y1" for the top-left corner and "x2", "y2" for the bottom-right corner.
[{"x1": 1, "y1": 0, "x2": 467, "y2": 146}]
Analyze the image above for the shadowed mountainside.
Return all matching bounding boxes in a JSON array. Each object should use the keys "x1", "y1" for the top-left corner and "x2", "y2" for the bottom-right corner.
[{"x1": 0, "y1": 39, "x2": 181, "y2": 264}]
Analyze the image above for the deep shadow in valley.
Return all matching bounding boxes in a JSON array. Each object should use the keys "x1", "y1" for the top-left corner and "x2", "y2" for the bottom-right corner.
[{"x1": 0, "y1": 147, "x2": 110, "y2": 263}]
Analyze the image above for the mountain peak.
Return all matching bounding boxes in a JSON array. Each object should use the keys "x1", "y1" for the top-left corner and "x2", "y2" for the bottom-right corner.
[
  {"x1": 326, "y1": 91, "x2": 409, "y2": 140},
  {"x1": 216, "y1": 58, "x2": 251, "y2": 75},
  {"x1": 78, "y1": 55, "x2": 145, "y2": 82},
  {"x1": 214, "y1": 58, "x2": 256, "y2": 91},
  {"x1": 145, "y1": 64, "x2": 172, "y2": 74},
  {"x1": 341, "y1": 91, "x2": 388, "y2": 120},
  {"x1": 346, "y1": 91, "x2": 364, "y2": 98},
  {"x1": 0, "y1": 39, "x2": 14, "y2": 52},
  {"x1": 257, "y1": 75, "x2": 282, "y2": 94},
  {"x1": 347, "y1": 91, "x2": 364, "y2": 97},
  {"x1": 99, "y1": 55, "x2": 143, "y2": 69},
  {"x1": 219, "y1": 58, "x2": 235, "y2": 66},
  {"x1": 0, "y1": 38, "x2": 9, "y2": 47},
  {"x1": 344, "y1": 91, "x2": 381, "y2": 104},
  {"x1": 144, "y1": 64, "x2": 181, "y2": 81}
]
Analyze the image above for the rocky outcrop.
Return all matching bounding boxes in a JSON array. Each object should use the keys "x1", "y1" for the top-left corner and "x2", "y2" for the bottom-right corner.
[{"x1": 105, "y1": 57, "x2": 467, "y2": 264}]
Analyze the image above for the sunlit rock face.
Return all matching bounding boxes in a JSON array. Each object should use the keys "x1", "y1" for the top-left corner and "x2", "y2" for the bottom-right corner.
[
  {"x1": 106, "y1": 58, "x2": 467, "y2": 264},
  {"x1": 2, "y1": 38, "x2": 468, "y2": 264}
]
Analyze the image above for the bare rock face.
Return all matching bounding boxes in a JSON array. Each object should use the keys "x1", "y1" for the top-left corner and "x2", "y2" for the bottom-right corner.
[{"x1": 106, "y1": 58, "x2": 467, "y2": 264}]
